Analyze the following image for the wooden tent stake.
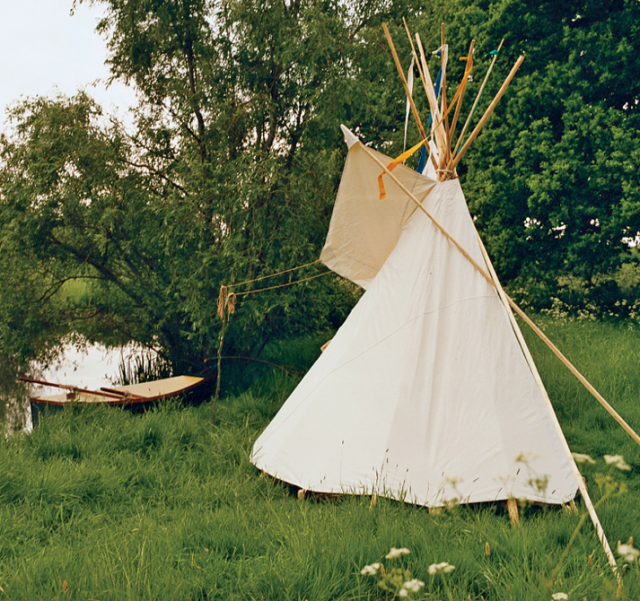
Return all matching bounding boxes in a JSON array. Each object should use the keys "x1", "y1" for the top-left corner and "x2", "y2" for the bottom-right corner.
[
  {"x1": 507, "y1": 498, "x2": 519, "y2": 525},
  {"x1": 564, "y1": 500, "x2": 579, "y2": 516},
  {"x1": 447, "y1": 55, "x2": 524, "y2": 172},
  {"x1": 452, "y1": 39, "x2": 504, "y2": 159},
  {"x1": 382, "y1": 23, "x2": 428, "y2": 141}
]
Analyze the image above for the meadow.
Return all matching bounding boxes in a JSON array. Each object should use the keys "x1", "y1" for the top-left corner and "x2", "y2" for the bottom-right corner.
[{"x1": 0, "y1": 319, "x2": 639, "y2": 600}]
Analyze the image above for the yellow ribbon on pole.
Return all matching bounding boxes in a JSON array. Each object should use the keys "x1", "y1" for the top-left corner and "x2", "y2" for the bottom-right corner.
[{"x1": 378, "y1": 54, "x2": 473, "y2": 198}]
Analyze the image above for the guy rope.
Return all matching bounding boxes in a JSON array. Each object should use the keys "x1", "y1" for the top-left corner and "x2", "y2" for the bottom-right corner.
[{"x1": 212, "y1": 260, "x2": 332, "y2": 422}]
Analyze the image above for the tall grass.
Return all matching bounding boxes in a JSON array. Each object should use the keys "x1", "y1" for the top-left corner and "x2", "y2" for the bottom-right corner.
[
  {"x1": 521, "y1": 317, "x2": 640, "y2": 489},
  {"x1": 0, "y1": 320, "x2": 639, "y2": 600}
]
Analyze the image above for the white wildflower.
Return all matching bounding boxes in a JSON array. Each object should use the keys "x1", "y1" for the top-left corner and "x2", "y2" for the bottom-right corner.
[
  {"x1": 428, "y1": 562, "x2": 455, "y2": 575},
  {"x1": 386, "y1": 547, "x2": 411, "y2": 559},
  {"x1": 617, "y1": 542, "x2": 640, "y2": 563},
  {"x1": 402, "y1": 579, "x2": 425, "y2": 593},
  {"x1": 571, "y1": 452, "x2": 595, "y2": 464},
  {"x1": 360, "y1": 562, "x2": 381, "y2": 576},
  {"x1": 398, "y1": 589, "x2": 408, "y2": 598},
  {"x1": 551, "y1": 593, "x2": 568, "y2": 601},
  {"x1": 604, "y1": 454, "x2": 631, "y2": 471}
]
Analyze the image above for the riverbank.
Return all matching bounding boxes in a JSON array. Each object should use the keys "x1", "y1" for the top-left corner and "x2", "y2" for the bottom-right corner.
[{"x1": 1, "y1": 320, "x2": 639, "y2": 599}]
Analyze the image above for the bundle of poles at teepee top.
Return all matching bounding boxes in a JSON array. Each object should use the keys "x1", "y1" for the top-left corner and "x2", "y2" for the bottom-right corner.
[{"x1": 380, "y1": 20, "x2": 522, "y2": 185}]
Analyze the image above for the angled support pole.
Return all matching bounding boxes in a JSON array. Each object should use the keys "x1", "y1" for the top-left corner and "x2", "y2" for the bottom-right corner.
[
  {"x1": 476, "y1": 234, "x2": 619, "y2": 578},
  {"x1": 355, "y1": 138, "x2": 640, "y2": 580},
  {"x1": 506, "y1": 296, "x2": 640, "y2": 448}
]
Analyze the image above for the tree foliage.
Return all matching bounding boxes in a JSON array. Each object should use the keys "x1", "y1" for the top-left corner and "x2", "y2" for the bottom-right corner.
[
  {"x1": 0, "y1": 0, "x2": 436, "y2": 369},
  {"x1": 2, "y1": 0, "x2": 640, "y2": 372}
]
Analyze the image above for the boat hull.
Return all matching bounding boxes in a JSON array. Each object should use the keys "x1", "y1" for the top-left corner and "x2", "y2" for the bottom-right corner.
[{"x1": 29, "y1": 368, "x2": 217, "y2": 426}]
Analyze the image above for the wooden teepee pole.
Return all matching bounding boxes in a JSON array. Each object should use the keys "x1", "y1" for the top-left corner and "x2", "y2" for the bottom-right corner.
[
  {"x1": 448, "y1": 39, "x2": 475, "y2": 150},
  {"x1": 415, "y1": 33, "x2": 447, "y2": 158},
  {"x1": 439, "y1": 24, "x2": 450, "y2": 166},
  {"x1": 402, "y1": 18, "x2": 427, "y2": 101},
  {"x1": 447, "y1": 54, "x2": 524, "y2": 172},
  {"x1": 402, "y1": 18, "x2": 439, "y2": 173},
  {"x1": 382, "y1": 23, "x2": 428, "y2": 141},
  {"x1": 452, "y1": 39, "x2": 504, "y2": 159}
]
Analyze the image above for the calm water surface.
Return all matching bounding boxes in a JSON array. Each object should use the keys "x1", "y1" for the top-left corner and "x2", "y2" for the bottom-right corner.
[{"x1": 0, "y1": 340, "x2": 153, "y2": 433}]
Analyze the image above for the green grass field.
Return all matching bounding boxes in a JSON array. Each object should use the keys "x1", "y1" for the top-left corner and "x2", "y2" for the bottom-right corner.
[{"x1": 1, "y1": 319, "x2": 639, "y2": 600}]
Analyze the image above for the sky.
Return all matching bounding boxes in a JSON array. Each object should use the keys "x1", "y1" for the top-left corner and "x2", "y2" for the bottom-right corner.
[{"x1": 0, "y1": 0, "x2": 137, "y2": 129}]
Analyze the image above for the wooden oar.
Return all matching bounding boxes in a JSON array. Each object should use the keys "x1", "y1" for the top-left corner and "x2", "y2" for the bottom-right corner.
[
  {"x1": 100, "y1": 386, "x2": 145, "y2": 399},
  {"x1": 18, "y1": 377, "x2": 124, "y2": 399}
]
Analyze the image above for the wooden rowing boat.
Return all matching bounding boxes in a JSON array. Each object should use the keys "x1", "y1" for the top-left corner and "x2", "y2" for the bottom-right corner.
[{"x1": 22, "y1": 367, "x2": 217, "y2": 425}]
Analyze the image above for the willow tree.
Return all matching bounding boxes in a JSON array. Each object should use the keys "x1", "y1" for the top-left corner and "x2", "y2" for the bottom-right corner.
[{"x1": 1, "y1": 0, "x2": 439, "y2": 370}]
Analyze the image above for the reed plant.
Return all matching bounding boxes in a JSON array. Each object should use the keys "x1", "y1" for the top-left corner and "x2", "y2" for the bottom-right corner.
[{"x1": 0, "y1": 319, "x2": 639, "y2": 600}]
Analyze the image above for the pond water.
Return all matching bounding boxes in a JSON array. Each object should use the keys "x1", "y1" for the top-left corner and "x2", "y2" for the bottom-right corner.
[{"x1": 0, "y1": 340, "x2": 156, "y2": 433}]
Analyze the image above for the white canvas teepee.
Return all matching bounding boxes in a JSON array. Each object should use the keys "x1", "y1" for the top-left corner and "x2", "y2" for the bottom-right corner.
[{"x1": 250, "y1": 127, "x2": 580, "y2": 507}]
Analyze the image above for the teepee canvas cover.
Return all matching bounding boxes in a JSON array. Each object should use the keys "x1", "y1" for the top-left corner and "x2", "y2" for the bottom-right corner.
[{"x1": 250, "y1": 131, "x2": 579, "y2": 507}]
